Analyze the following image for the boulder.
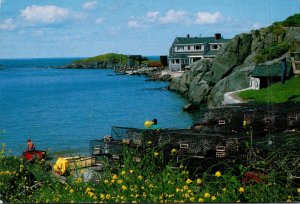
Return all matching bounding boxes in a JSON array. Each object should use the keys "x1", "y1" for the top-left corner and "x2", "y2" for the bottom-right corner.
[
  {"x1": 211, "y1": 33, "x2": 252, "y2": 83},
  {"x1": 208, "y1": 68, "x2": 252, "y2": 108}
]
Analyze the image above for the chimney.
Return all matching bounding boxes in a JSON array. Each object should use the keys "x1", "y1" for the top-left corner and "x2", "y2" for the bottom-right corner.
[
  {"x1": 214, "y1": 33, "x2": 221, "y2": 40},
  {"x1": 187, "y1": 34, "x2": 190, "y2": 39}
]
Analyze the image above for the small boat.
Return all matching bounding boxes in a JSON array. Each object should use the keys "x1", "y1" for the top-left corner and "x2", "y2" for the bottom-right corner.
[{"x1": 23, "y1": 150, "x2": 47, "y2": 161}]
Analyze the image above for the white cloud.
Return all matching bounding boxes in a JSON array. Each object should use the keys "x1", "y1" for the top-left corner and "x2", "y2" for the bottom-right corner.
[
  {"x1": 194, "y1": 11, "x2": 222, "y2": 25},
  {"x1": 159, "y1": 10, "x2": 188, "y2": 24},
  {"x1": 128, "y1": 10, "x2": 223, "y2": 29},
  {"x1": 128, "y1": 19, "x2": 144, "y2": 28},
  {"x1": 20, "y1": 5, "x2": 70, "y2": 24},
  {"x1": 0, "y1": 18, "x2": 17, "y2": 30},
  {"x1": 95, "y1": 18, "x2": 104, "y2": 24},
  {"x1": 83, "y1": 1, "x2": 97, "y2": 10},
  {"x1": 146, "y1": 11, "x2": 159, "y2": 19}
]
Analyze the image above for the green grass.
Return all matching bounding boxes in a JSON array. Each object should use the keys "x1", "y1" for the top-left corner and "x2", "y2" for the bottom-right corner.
[
  {"x1": 74, "y1": 53, "x2": 128, "y2": 64},
  {"x1": 239, "y1": 77, "x2": 300, "y2": 103}
]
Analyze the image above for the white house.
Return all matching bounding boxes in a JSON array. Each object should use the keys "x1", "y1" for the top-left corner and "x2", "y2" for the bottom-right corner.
[{"x1": 168, "y1": 33, "x2": 229, "y2": 71}]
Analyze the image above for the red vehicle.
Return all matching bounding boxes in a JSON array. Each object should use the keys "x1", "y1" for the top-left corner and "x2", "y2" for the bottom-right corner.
[{"x1": 23, "y1": 150, "x2": 47, "y2": 161}]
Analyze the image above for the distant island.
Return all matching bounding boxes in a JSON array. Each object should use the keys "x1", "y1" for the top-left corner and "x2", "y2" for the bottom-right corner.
[{"x1": 63, "y1": 53, "x2": 161, "y2": 69}]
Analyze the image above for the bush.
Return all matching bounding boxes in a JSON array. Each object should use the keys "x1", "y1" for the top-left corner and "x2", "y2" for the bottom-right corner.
[{"x1": 282, "y1": 13, "x2": 300, "y2": 27}]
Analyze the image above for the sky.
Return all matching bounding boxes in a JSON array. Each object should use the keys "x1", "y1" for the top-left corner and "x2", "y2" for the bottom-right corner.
[{"x1": 0, "y1": 0, "x2": 299, "y2": 59}]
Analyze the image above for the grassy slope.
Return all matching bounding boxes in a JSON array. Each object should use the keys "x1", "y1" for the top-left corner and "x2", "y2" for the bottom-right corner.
[
  {"x1": 239, "y1": 77, "x2": 300, "y2": 103},
  {"x1": 74, "y1": 53, "x2": 128, "y2": 64}
]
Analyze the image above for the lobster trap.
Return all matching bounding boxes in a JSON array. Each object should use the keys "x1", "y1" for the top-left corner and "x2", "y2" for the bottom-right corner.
[{"x1": 89, "y1": 126, "x2": 248, "y2": 169}]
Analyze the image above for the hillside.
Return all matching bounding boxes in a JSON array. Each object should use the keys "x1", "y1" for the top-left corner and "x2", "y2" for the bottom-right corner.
[{"x1": 169, "y1": 13, "x2": 300, "y2": 108}]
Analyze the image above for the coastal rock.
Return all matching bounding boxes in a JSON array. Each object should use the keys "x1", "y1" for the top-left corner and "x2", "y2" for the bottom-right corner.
[
  {"x1": 211, "y1": 33, "x2": 252, "y2": 83},
  {"x1": 208, "y1": 68, "x2": 252, "y2": 108},
  {"x1": 188, "y1": 78, "x2": 210, "y2": 103}
]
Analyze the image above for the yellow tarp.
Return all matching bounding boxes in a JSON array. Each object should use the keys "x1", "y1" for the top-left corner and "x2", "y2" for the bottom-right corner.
[{"x1": 53, "y1": 157, "x2": 68, "y2": 175}]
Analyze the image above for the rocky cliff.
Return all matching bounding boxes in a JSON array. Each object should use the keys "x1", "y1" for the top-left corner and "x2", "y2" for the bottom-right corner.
[{"x1": 169, "y1": 26, "x2": 300, "y2": 108}]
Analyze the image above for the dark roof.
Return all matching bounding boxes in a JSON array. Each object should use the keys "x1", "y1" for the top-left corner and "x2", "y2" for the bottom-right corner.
[
  {"x1": 174, "y1": 37, "x2": 213, "y2": 44},
  {"x1": 209, "y1": 38, "x2": 230, "y2": 43},
  {"x1": 251, "y1": 64, "x2": 292, "y2": 77},
  {"x1": 204, "y1": 49, "x2": 219, "y2": 56}
]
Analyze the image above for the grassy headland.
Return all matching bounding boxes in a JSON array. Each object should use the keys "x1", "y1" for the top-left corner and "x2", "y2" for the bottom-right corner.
[
  {"x1": 239, "y1": 77, "x2": 300, "y2": 103},
  {"x1": 74, "y1": 53, "x2": 128, "y2": 65}
]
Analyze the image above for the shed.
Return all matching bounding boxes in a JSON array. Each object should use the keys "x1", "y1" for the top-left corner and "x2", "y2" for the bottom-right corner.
[{"x1": 251, "y1": 63, "x2": 292, "y2": 88}]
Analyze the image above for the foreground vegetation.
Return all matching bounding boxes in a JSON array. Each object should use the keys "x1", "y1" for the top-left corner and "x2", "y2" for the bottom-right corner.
[
  {"x1": 239, "y1": 77, "x2": 300, "y2": 103},
  {"x1": 0, "y1": 142, "x2": 300, "y2": 203}
]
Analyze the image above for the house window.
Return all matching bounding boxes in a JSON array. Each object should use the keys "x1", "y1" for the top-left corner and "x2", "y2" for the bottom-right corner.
[
  {"x1": 211, "y1": 44, "x2": 219, "y2": 50},
  {"x1": 187, "y1": 46, "x2": 190, "y2": 51},
  {"x1": 176, "y1": 46, "x2": 184, "y2": 51},
  {"x1": 194, "y1": 45, "x2": 202, "y2": 50}
]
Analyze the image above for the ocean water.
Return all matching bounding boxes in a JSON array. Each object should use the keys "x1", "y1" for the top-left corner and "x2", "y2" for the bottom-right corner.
[{"x1": 0, "y1": 58, "x2": 202, "y2": 156}]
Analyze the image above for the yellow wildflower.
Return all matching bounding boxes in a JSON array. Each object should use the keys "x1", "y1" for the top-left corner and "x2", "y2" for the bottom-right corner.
[
  {"x1": 112, "y1": 174, "x2": 118, "y2": 180},
  {"x1": 186, "y1": 178, "x2": 192, "y2": 184},
  {"x1": 211, "y1": 195, "x2": 216, "y2": 201},
  {"x1": 196, "y1": 178, "x2": 202, "y2": 184},
  {"x1": 204, "y1": 192, "x2": 210, "y2": 198},
  {"x1": 189, "y1": 197, "x2": 195, "y2": 202},
  {"x1": 297, "y1": 188, "x2": 300, "y2": 193},
  {"x1": 100, "y1": 194, "x2": 105, "y2": 199},
  {"x1": 106, "y1": 194, "x2": 111, "y2": 199},
  {"x1": 188, "y1": 189, "x2": 193, "y2": 194},
  {"x1": 176, "y1": 188, "x2": 181, "y2": 193},
  {"x1": 121, "y1": 171, "x2": 126, "y2": 175},
  {"x1": 138, "y1": 175, "x2": 143, "y2": 180},
  {"x1": 85, "y1": 187, "x2": 92, "y2": 193},
  {"x1": 183, "y1": 185, "x2": 189, "y2": 190},
  {"x1": 239, "y1": 187, "x2": 245, "y2": 193},
  {"x1": 129, "y1": 169, "x2": 133, "y2": 174},
  {"x1": 222, "y1": 187, "x2": 227, "y2": 192},
  {"x1": 88, "y1": 191, "x2": 95, "y2": 197},
  {"x1": 75, "y1": 177, "x2": 82, "y2": 183},
  {"x1": 237, "y1": 200, "x2": 240, "y2": 203},
  {"x1": 154, "y1": 152, "x2": 159, "y2": 157},
  {"x1": 215, "y1": 171, "x2": 221, "y2": 177},
  {"x1": 287, "y1": 199, "x2": 292, "y2": 202},
  {"x1": 147, "y1": 141, "x2": 152, "y2": 145},
  {"x1": 171, "y1": 148, "x2": 177, "y2": 154},
  {"x1": 111, "y1": 179, "x2": 115, "y2": 183},
  {"x1": 104, "y1": 179, "x2": 109, "y2": 184},
  {"x1": 198, "y1": 198, "x2": 204, "y2": 202},
  {"x1": 121, "y1": 185, "x2": 127, "y2": 190},
  {"x1": 184, "y1": 193, "x2": 190, "y2": 198},
  {"x1": 69, "y1": 189, "x2": 74, "y2": 193}
]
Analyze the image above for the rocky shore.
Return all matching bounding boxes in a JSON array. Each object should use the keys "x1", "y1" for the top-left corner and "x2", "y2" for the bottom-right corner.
[{"x1": 169, "y1": 26, "x2": 300, "y2": 108}]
